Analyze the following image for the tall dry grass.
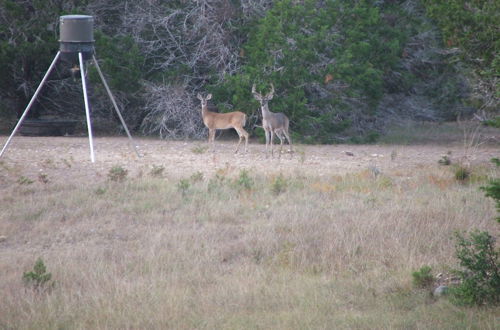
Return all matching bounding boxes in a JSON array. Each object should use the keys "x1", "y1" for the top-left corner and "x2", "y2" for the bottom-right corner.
[{"x1": 0, "y1": 163, "x2": 498, "y2": 329}]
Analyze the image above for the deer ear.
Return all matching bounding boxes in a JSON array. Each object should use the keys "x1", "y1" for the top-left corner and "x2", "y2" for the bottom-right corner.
[
  {"x1": 197, "y1": 93, "x2": 202, "y2": 100},
  {"x1": 206, "y1": 94, "x2": 212, "y2": 100}
]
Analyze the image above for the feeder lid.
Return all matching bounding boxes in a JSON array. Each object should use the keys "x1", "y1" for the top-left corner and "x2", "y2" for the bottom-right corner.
[{"x1": 59, "y1": 15, "x2": 94, "y2": 43}]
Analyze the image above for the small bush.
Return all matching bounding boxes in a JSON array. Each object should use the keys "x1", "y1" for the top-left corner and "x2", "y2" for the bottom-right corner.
[
  {"x1": 208, "y1": 173, "x2": 226, "y2": 193},
  {"x1": 235, "y1": 169, "x2": 253, "y2": 191},
  {"x1": 23, "y1": 258, "x2": 54, "y2": 292},
  {"x1": 438, "y1": 155, "x2": 451, "y2": 166},
  {"x1": 271, "y1": 174, "x2": 288, "y2": 195},
  {"x1": 480, "y1": 158, "x2": 500, "y2": 223},
  {"x1": 412, "y1": 265, "x2": 435, "y2": 288},
  {"x1": 190, "y1": 171, "x2": 204, "y2": 183},
  {"x1": 191, "y1": 145, "x2": 208, "y2": 154},
  {"x1": 37, "y1": 173, "x2": 49, "y2": 184},
  {"x1": 18, "y1": 176, "x2": 34, "y2": 185},
  {"x1": 455, "y1": 166, "x2": 470, "y2": 181},
  {"x1": 177, "y1": 178, "x2": 190, "y2": 197},
  {"x1": 108, "y1": 166, "x2": 128, "y2": 182},
  {"x1": 450, "y1": 230, "x2": 500, "y2": 306},
  {"x1": 149, "y1": 165, "x2": 165, "y2": 178}
]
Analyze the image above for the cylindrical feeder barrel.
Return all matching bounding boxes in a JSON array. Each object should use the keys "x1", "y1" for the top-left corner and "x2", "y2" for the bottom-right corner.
[{"x1": 59, "y1": 15, "x2": 94, "y2": 63}]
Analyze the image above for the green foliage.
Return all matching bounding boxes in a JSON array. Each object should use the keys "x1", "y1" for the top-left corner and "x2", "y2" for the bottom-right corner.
[
  {"x1": 450, "y1": 230, "x2": 500, "y2": 306},
  {"x1": 211, "y1": 0, "x2": 407, "y2": 143},
  {"x1": 480, "y1": 158, "x2": 500, "y2": 222},
  {"x1": 412, "y1": 266, "x2": 435, "y2": 288},
  {"x1": 23, "y1": 258, "x2": 54, "y2": 291},
  {"x1": 108, "y1": 165, "x2": 128, "y2": 182},
  {"x1": 422, "y1": 0, "x2": 499, "y2": 75},
  {"x1": 271, "y1": 173, "x2": 288, "y2": 195},
  {"x1": 234, "y1": 169, "x2": 254, "y2": 191},
  {"x1": 191, "y1": 145, "x2": 209, "y2": 154},
  {"x1": 149, "y1": 165, "x2": 165, "y2": 178},
  {"x1": 438, "y1": 155, "x2": 451, "y2": 166},
  {"x1": 17, "y1": 176, "x2": 34, "y2": 185},
  {"x1": 484, "y1": 117, "x2": 500, "y2": 128},
  {"x1": 208, "y1": 173, "x2": 227, "y2": 193},
  {"x1": 89, "y1": 32, "x2": 144, "y2": 94},
  {"x1": 177, "y1": 178, "x2": 190, "y2": 197},
  {"x1": 454, "y1": 166, "x2": 470, "y2": 182},
  {"x1": 190, "y1": 171, "x2": 204, "y2": 183},
  {"x1": 422, "y1": 0, "x2": 500, "y2": 113},
  {"x1": 0, "y1": 0, "x2": 87, "y2": 117}
]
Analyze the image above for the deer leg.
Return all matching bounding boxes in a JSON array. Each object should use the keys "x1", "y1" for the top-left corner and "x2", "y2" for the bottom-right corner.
[
  {"x1": 234, "y1": 128, "x2": 242, "y2": 154},
  {"x1": 270, "y1": 130, "x2": 275, "y2": 158},
  {"x1": 276, "y1": 130, "x2": 284, "y2": 158},
  {"x1": 264, "y1": 129, "x2": 270, "y2": 158},
  {"x1": 241, "y1": 128, "x2": 249, "y2": 153},
  {"x1": 244, "y1": 131, "x2": 249, "y2": 153},
  {"x1": 209, "y1": 129, "x2": 216, "y2": 152},
  {"x1": 283, "y1": 130, "x2": 293, "y2": 154}
]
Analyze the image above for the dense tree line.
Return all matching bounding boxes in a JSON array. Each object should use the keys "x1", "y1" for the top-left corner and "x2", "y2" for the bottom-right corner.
[{"x1": 0, "y1": 0, "x2": 497, "y2": 142}]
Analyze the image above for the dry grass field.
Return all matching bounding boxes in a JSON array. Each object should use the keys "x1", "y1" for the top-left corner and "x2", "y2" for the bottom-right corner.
[{"x1": 0, "y1": 123, "x2": 499, "y2": 329}]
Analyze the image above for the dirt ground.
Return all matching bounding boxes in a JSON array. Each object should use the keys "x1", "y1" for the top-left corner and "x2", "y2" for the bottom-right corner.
[{"x1": 0, "y1": 134, "x2": 498, "y2": 187}]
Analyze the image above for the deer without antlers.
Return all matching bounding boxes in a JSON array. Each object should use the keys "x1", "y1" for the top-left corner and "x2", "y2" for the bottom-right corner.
[
  {"x1": 252, "y1": 84, "x2": 293, "y2": 157},
  {"x1": 197, "y1": 93, "x2": 249, "y2": 153}
]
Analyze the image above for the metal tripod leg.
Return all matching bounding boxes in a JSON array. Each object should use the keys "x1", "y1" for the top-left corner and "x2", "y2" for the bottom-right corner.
[
  {"x1": 92, "y1": 54, "x2": 141, "y2": 158},
  {"x1": 0, "y1": 51, "x2": 61, "y2": 158},
  {"x1": 79, "y1": 52, "x2": 95, "y2": 163}
]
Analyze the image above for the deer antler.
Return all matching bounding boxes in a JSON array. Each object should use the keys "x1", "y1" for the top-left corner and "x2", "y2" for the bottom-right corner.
[
  {"x1": 252, "y1": 83, "x2": 258, "y2": 95},
  {"x1": 266, "y1": 83, "x2": 275, "y2": 99},
  {"x1": 252, "y1": 83, "x2": 262, "y2": 101}
]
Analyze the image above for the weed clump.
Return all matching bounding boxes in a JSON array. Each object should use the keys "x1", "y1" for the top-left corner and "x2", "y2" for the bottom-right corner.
[
  {"x1": 190, "y1": 171, "x2": 204, "y2": 183},
  {"x1": 177, "y1": 179, "x2": 190, "y2": 197},
  {"x1": 454, "y1": 166, "x2": 470, "y2": 181},
  {"x1": 271, "y1": 174, "x2": 288, "y2": 195},
  {"x1": 18, "y1": 176, "x2": 34, "y2": 185},
  {"x1": 412, "y1": 265, "x2": 434, "y2": 288},
  {"x1": 108, "y1": 166, "x2": 128, "y2": 182},
  {"x1": 149, "y1": 165, "x2": 165, "y2": 178},
  {"x1": 438, "y1": 155, "x2": 451, "y2": 166},
  {"x1": 191, "y1": 145, "x2": 208, "y2": 154},
  {"x1": 235, "y1": 169, "x2": 253, "y2": 191}
]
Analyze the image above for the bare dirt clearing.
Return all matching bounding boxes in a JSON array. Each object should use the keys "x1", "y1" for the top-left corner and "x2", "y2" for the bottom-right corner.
[
  {"x1": 1, "y1": 135, "x2": 498, "y2": 186},
  {"x1": 1, "y1": 134, "x2": 499, "y2": 329}
]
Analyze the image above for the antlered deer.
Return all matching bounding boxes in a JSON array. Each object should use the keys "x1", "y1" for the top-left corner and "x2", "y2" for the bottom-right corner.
[
  {"x1": 252, "y1": 84, "x2": 292, "y2": 157},
  {"x1": 197, "y1": 93, "x2": 248, "y2": 153}
]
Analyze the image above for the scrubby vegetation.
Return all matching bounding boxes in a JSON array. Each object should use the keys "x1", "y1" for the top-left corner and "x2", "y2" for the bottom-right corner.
[
  {"x1": 1, "y1": 0, "x2": 497, "y2": 141},
  {"x1": 1, "y1": 160, "x2": 498, "y2": 328}
]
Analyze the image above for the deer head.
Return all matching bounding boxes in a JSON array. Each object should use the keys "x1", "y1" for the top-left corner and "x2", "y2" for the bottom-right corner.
[
  {"x1": 252, "y1": 84, "x2": 274, "y2": 103},
  {"x1": 197, "y1": 93, "x2": 212, "y2": 108}
]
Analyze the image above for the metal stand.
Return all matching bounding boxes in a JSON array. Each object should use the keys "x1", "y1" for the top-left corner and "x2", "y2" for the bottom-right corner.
[{"x1": 0, "y1": 51, "x2": 141, "y2": 162}]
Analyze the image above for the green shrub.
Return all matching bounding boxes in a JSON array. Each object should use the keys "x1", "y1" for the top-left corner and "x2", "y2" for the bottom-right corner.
[
  {"x1": 438, "y1": 155, "x2": 451, "y2": 166},
  {"x1": 235, "y1": 169, "x2": 253, "y2": 191},
  {"x1": 480, "y1": 158, "x2": 500, "y2": 223},
  {"x1": 450, "y1": 230, "x2": 500, "y2": 306},
  {"x1": 191, "y1": 145, "x2": 209, "y2": 154},
  {"x1": 17, "y1": 176, "x2": 34, "y2": 185},
  {"x1": 271, "y1": 174, "x2": 288, "y2": 195},
  {"x1": 412, "y1": 265, "x2": 435, "y2": 288},
  {"x1": 149, "y1": 165, "x2": 165, "y2": 178},
  {"x1": 210, "y1": 0, "x2": 407, "y2": 142},
  {"x1": 177, "y1": 179, "x2": 190, "y2": 197},
  {"x1": 190, "y1": 171, "x2": 204, "y2": 183},
  {"x1": 23, "y1": 258, "x2": 54, "y2": 292},
  {"x1": 454, "y1": 166, "x2": 470, "y2": 181},
  {"x1": 108, "y1": 166, "x2": 128, "y2": 182}
]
